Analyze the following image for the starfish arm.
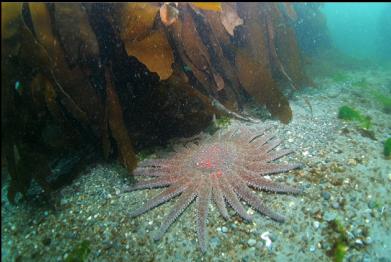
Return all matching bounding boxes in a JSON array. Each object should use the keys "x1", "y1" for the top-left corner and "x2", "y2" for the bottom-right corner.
[
  {"x1": 219, "y1": 176, "x2": 253, "y2": 221},
  {"x1": 246, "y1": 126, "x2": 273, "y2": 143},
  {"x1": 123, "y1": 176, "x2": 180, "y2": 191},
  {"x1": 129, "y1": 181, "x2": 189, "y2": 217},
  {"x1": 211, "y1": 175, "x2": 229, "y2": 219},
  {"x1": 227, "y1": 176, "x2": 285, "y2": 222},
  {"x1": 247, "y1": 132, "x2": 276, "y2": 149},
  {"x1": 154, "y1": 187, "x2": 197, "y2": 241},
  {"x1": 132, "y1": 167, "x2": 171, "y2": 177},
  {"x1": 259, "y1": 138, "x2": 282, "y2": 153},
  {"x1": 244, "y1": 149, "x2": 293, "y2": 163},
  {"x1": 260, "y1": 149, "x2": 294, "y2": 162},
  {"x1": 243, "y1": 162, "x2": 301, "y2": 174},
  {"x1": 240, "y1": 173, "x2": 302, "y2": 194},
  {"x1": 138, "y1": 159, "x2": 173, "y2": 167},
  {"x1": 196, "y1": 179, "x2": 212, "y2": 253}
]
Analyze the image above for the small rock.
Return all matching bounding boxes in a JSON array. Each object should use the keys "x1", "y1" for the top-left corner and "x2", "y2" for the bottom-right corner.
[
  {"x1": 309, "y1": 245, "x2": 316, "y2": 252},
  {"x1": 241, "y1": 256, "x2": 250, "y2": 262},
  {"x1": 64, "y1": 232, "x2": 77, "y2": 239},
  {"x1": 355, "y1": 239, "x2": 364, "y2": 247},
  {"x1": 247, "y1": 239, "x2": 256, "y2": 246},
  {"x1": 313, "y1": 221, "x2": 320, "y2": 229},
  {"x1": 331, "y1": 202, "x2": 340, "y2": 209},
  {"x1": 324, "y1": 212, "x2": 336, "y2": 222},
  {"x1": 364, "y1": 236, "x2": 372, "y2": 245},
  {"x1": 221, "y1": 226, "x2": 228, "y2": 233},
  {"x1": 353, "y1": 228, "x2": 362, "y2": 237},
  {"x1": 361, "y1": 254, "x2": 372, "y2": 262},
  {"x1": 322, "y1": 192, "x2": 331, "y2": 200},
  {"x1": 210, "y1": 237, "x2": 220, "y2": 248}
]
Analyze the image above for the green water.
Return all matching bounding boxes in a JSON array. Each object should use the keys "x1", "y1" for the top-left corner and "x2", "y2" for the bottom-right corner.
[{"x1": 322, "y1": 3, "x2": 391, "y2": 63}]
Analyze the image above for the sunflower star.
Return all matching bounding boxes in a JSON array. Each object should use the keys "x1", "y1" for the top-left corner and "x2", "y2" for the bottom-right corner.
[{"x1": 124, "y1": 124, "x2": 302, "y2": 252}]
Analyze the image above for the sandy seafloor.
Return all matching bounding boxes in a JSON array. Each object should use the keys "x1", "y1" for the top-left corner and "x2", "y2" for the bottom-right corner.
[{"x1": 2, "y1": 67, "x2": 391, "y2": 262}]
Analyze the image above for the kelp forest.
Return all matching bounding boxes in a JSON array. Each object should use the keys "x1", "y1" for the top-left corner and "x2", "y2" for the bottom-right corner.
[{"x1": 1, "y1": 3, "x2": 330, "y2": 203}]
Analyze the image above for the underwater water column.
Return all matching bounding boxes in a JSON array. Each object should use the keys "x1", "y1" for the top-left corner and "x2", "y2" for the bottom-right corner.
[{"x1": 322, "y1": 3, "x2": 389, "y2": 62}]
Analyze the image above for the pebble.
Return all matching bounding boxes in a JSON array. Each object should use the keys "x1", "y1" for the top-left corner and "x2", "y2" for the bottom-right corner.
[
  {"x1": 355, "y1": 239, "x2": 364, "y2": 246},
  {"x1": 361, "y1": 254, "x2": 372, "y2": 262},
  {"x1": 221, "y1": 226, "x2": 228, "y2": 233},
  {"x1": 313, "y1": 221, "x2": 320, "y2": 229},
  {"x1": 364, "y1": 236, "x2": 372, "y2": 245},
  {"x1": 210, "y1": 237, "x2": 220, "y2": 248},
  {"x1": 323, "y1": 212, "x2": 336, "y2": 221},
  {"x1": 322, "y1": 191, "x2": 331, "y2": 200},
  {"x1": 309, "y1": 245, "x2": 316, "y2": 252},
  {"x1": 331, "y1": 202, "x2": 340, "y2": 209},
  {"x1": 247, "y1": 239, "x2": 256, "y2": 246},
  {"x1": 353, "y1": 228, "x2": 362, "y2": 237}
]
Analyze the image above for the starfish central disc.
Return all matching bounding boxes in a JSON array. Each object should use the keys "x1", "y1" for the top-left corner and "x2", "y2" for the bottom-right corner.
[{"x1": 191, "y1": 143, "x2": 236, "y2": 176}]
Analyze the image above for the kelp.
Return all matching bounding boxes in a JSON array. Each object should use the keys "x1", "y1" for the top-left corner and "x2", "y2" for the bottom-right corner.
[
  {"x1": 54, "y1": 3, "x2": 100, "y2": 67},
  {"x1": 2, "y1": 2, "x2": 314, "y2": 203},
  {"x1": 114, "y1": 3, "x2": 174, "y2": 80},
  {"x1": 114, "y1": 2, "x2": 310, "y2": 122},
  {"x1": 29, "y1": 3, "x2": 104, "y2": 135},
  {"x1": 271, "y1": 3, "x2": 313, "y2": 88},
  {"x1": 2, "y1": 3, "x2": 55, "y2": 203},
  {"x1": 234, "y1": 3, "x2": 294, "y2": 123},
  {"x1": 105, "y1": 66, "x2": 138, "y2": 171}
]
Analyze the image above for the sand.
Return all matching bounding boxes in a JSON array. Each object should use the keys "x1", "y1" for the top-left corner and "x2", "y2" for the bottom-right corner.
[{"x1": 2, "y1": 67, "x2": 390, "y2": 261}]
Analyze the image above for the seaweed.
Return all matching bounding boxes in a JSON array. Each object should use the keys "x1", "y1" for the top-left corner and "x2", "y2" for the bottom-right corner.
[
  {"x1": 372, "y1": 90, "x2": 391, "y2": 114},
  {"x1": 352, "y1": 78, "x2": 370, "y2": 89},
  {"x1": 331, "y1": 72, "x2": 350, "y2": 83},
  {"x1": 327, "y1": 219, "x2": 349, "y2": 262},
  {"x1": 338, "y1": 106, "x2": 372, "y2": 130},
  {"x1": 351, "y1": 78, "x2": 391, "y2": 113},
  {"x1": 205, "y1": 115, "x2": 232, "y2": 135},
  {"x1": 214, "y1": 116, "x2": 231, "y2": 128},
  {"x1": 384, "y1": 138, "x2": 391, "y2": 159},
  {"x1": 65, "y1": 240, "x2": 91, "y2": 262}
]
